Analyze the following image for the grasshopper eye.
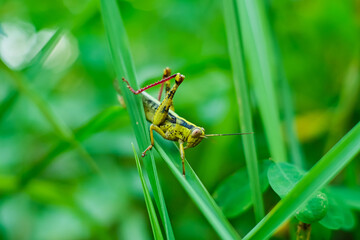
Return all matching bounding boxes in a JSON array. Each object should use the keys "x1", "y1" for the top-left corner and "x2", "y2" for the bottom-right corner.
[{"x1": 191, "y1": 128, "x2": 202, "y2": 138}]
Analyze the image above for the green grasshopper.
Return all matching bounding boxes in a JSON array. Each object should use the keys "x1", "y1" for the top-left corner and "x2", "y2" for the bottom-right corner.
[{"x1": 120, "y1": 68, "x2": 252, "y2": 176}]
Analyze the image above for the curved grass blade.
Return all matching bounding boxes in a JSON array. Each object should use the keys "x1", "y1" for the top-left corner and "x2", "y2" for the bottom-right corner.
[
  {"x1": 23, "y1": 28, "x2": 64, "y2": 78},
  {"x1": 1, "y1": 59, "x2": 100, "y2": 175},
  {"x1": 244, "y1": 122, "x2": 360, "y2": 240},
  {"x1": 236, "y1": 0, "x2": 287, "y2": 163},
  {"x1": 100, "y1": 0, "x2": 174, "y2": 238},
  {"x1": 20, "y1": 106, "x2": 125, "y2": 186},
  {"x1": 0, "y1": 29, "x2": 63, "y2": 124},
  {"x1": 0, "y1": 89, "x2": 18, "y2": 124},
  {"x1": 155, "y1": 135, "x2": 241, "y2": 240},
  {"x1": 223, "y1": 0, "x2": 265, "y2": 221},
  {"x1": 132, "y1": 144, "x2": 164, "y2": 240}
]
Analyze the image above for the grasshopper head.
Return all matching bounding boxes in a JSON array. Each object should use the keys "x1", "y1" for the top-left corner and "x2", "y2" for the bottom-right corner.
[{"x1": 185, "y1": 127, "x2": 205, "y2": 149}]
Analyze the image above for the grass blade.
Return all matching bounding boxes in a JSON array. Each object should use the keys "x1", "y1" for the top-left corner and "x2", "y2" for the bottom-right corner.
[
  {"x1": 273, "y1": 41, "x2": 305, "y2": 169},
  {"x1": 20, "y1": 106, "x2": 125, "y2": 185},
  {"x1": 23, "y1": 28, "x2": 64, "y2": 78},
  {"x1": 244, "y1": 122, "x2": 360, "y2": 240},
  {"x1": 236, "y1": 0, "x2": 287, "y2": 163},
  {"x1": 155, "y1": 135, "x2": 241, "y2": 240},
  {"x1": 325, "y1": 58, "x2": 359, "y2": 151},
  {"x1": 1, "y1": 59, "x2": 100, "y2": 175},
  {"x1": 0, "y1": 89, "x2": 18, "y2": 124},
  {"x1": 223, "y1": 0, "x2": 265, "y2": 221},
  {"x1": 100, "y1": 0, "x2": 174, "y2": 238},
  {"x1": 132, "y1": 144, "x2": 164, "y2": 240}
]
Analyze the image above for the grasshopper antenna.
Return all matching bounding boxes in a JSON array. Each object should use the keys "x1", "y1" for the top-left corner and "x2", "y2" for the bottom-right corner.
[{"x1": 202, "y1": 132, "x2": 254, "y2": 138}]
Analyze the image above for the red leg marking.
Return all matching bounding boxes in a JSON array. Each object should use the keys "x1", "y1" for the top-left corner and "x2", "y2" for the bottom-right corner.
[
  {"x1": 158, "y1": 83, "x2": 165, "y2": 101},
  {"x1": 122, "y1": 74, "x2": 177, "y2": 95}
]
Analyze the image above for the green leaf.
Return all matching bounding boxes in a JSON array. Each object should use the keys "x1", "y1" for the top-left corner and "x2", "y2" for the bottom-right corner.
[
  {"x1": 155, "y1": 135, "x2": 241, "y2": 240},
  {"x1": 319, "y1": 194, "x2": 355, "y2": 230},
  {"x1": 268, "y1": 162, "x2": 328, "y2": 224},
  {"x1": 295, "y1": 192, "x2": 328, "y2": 224},
  {"x1": 223, "y1": 0, "x2": 265, "y2": 221},
  {"x1": 267, "y1": 162, "x2": 305, "y2": 198},
  {"x1": 244, "y1": 122, "x2": 360, "y2": 239},
  {"x1": 132, "y1": 144, "x2": 164, "y2": 240},
  {"x1": 100, "y1": 0, "x2": 174, "y2": 238},
  {"x1": 327, "y1": 186, "x2": 360, "y2": 211},
  {"x1": 213, "y1": 160, "x2": 271, "y2": 218}
]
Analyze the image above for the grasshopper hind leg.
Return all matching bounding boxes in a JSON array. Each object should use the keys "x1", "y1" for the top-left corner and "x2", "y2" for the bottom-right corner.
[{"x1": 158, "y1": 67, "x2": 172, "y2": 103}]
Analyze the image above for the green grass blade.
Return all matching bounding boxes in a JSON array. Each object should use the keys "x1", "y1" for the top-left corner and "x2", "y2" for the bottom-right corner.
[
  {"x1": 100, "y1": 1, "x2": 174, "y2": 238},
  {"x1": 20, "y1": 106, "x2": 125, "y2": 186},
  {"x1": 325, "y1": 58, "x2": 359, "y2": 151},
  {"x1": 0, "y1": 89, "x2": 18, "y2": 124},
  {"x1": 273, "y1": 41, "x2": 305, "y2": 169},
  {"x1": 155, "y1": 136, "x2": 241, "y2": 240},
  {"x1": 1, "y1": 59, "x2": 100, "y2": 175},
  {"x1": 223, "y1": 0, "x2": 265, "y2": 221},
  {"x1": 236, "y1": 0, "x2": 287, "y2": 163},
  {"x1": 132, "y1": 144, "x2": 164, "y2": 240},
  {"x1": 244, "y1": 122, "x2": 360, "y2": 240},
  {"x1": 279, "y1": 73, "x2": 304, "y2": 168},
  {"x1": 23, "y1": 28, "x2": 64, "y2": 78}
]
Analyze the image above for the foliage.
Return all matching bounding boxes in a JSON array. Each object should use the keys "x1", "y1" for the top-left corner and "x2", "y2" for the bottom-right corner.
[{"x1": 0, "y1": 0, "x2": 359, "y2": 239}]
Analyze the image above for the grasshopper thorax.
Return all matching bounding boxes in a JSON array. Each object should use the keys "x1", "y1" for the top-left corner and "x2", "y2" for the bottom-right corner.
[{"x1": 185, "y1": 127, "x2": 205, "y2": 149}]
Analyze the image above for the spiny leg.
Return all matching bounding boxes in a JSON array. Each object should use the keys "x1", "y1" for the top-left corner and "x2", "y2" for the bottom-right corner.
[
  {"x1": 161, "y1": 68, "x2": 174, "y2": 111},
  {"x1": 179, "y1": 140, "x2": 186, "y2": 176},
  {"x1": 158, "y1": 67, "x2": 171, "y2": 101},
  {"x1": 122, "y1": 73, "x2": 177, "y2": 95},
  {"x1": 142, "y1": 124, "x2": 168, "y2": 157},
  {"x1": 165, "y1": 74, "x2": 174, "y2": 111}
]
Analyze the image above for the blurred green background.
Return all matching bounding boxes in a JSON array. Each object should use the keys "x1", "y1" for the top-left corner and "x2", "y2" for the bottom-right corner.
[{"x1": 0, "y1": 0, "x2": 359, "y2": 239}]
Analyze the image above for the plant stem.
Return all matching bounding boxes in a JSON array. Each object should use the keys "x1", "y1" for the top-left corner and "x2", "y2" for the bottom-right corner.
[{"x1": 296, "y1": 222, "x2": 311, "y2": 240}]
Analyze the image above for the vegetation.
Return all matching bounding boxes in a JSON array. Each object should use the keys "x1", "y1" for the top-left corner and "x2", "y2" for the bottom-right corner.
[{"x1": 0, "y1": 0, "x2": 359, "y2": 239}]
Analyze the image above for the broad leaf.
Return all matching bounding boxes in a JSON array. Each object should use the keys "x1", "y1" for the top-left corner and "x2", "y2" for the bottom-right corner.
[
  {"x1": 319, "y1": 194, "x2": 355, "y2": 230},
  {"x1": 213, "y1": 160, "x2": 271, "y2": 218},
  {"x1": 327, "y1": 186, "x2": 360, "y2": 211},
  {"x1": 267, "y1": 162, "x2": 305, "y2": 198},
  {"x1": 268, "y1": 162, "x2": 328, "y2": 224}
]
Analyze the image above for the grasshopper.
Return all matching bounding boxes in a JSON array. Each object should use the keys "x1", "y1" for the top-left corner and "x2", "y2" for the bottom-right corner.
[{"x1": 120, "y1": 68, "x2": 251, "y2": 176}]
